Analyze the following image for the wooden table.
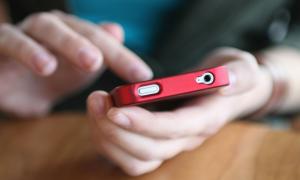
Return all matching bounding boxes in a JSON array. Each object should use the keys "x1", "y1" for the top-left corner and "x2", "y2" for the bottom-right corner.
[{"x1": 0, "y1": 113, "x2": 300, "y2": 180}]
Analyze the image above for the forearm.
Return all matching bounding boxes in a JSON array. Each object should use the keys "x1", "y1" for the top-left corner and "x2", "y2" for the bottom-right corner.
[{"x1": 259, "y1": 46, "x2": 300, "y2": 114}]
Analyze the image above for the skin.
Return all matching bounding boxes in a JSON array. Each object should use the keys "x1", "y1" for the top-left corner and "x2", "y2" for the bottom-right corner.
[
  {"x1": 87, "y1": 46, "x2": 300, "y2": 176},
  {"x1": 0, "y1": 10, "x2": 152, "y2": 117},
  {"x1": 87, "y1": 48, "x2": 274, "y2": 176},
  {"x1": 2, "y1": 1, "x2": 300, "y2": 176}
]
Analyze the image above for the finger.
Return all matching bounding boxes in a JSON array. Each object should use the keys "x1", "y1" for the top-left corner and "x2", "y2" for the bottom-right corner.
[
  {"x1": 99, "y1": 138, "x2": 162, "y2": 176},
  {"x1": 88, "y1": 92, "x2": 162, "y2": 176},
  {"x1": 87, "y1": 91, "x2": 113, "y2": 157},
  {"x1": 88, "y1": 91, "x2": 206, "y2": 161},
  {"x1": 107, "y1": 100, "x2": 228, "y2": 139},
  {"x1": 0, "y1": 24, "x2": 57, "y2": 75},
  {"x1": 53, "y1": 11, "x2": 153, "y2": 82},
  {"x1": 201, "y1": 47, "x2": 260, "y2": 95},
  {"x1": 99, "y1": 23, "x2": 124, "y2": 43},
  {"x1": 20, "y1": 13, "x2": 103, "y2": 72},
  {"x1": 87, "y1": 91, "x2": 112, "y2": 120},
  {"x1": 99, "y1": 119, "x2": 206, "y2": 161}
]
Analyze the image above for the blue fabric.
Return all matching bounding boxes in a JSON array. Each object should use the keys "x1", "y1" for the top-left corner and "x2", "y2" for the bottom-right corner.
[{"x1": 67, "y1": 0, "x2": 182, "y2": 55}]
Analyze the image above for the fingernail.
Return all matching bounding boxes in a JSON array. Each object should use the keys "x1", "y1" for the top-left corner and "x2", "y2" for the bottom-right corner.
[
  {"x1": 131, "y1": 66, "x2": 153, "y2": 82},
  {"x1": 78, "y1": 47, "x2": 101, "y2": 71},
  {"x1": 107, "y1": 109, "x2": 131, "y2": 128},
  {"x1": 91, "y1": 95, "x2": 106, "y2": 116},
  {"x1": 220, "y1": 70, "x2": 237, "y2": 94},
  {"x1": 32, "y1": 52, "x2": 56, "y2": 75},
  {"x1": 227, "y1": 70, "x2": 237, "y2": 86}
]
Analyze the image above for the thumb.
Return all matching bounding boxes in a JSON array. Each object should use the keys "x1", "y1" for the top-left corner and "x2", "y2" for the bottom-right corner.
[
  {"x1": 87, "y1": 91, "x2": 112, "y2": 120},
  {"x1": 99, "y1": 23, "x2": 124, "y2": 43},
  {"x1": 201, "y1": 47, "x2": 260, "y2": 96}
]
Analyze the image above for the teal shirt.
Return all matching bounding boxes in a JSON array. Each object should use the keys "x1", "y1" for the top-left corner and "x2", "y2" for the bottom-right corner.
[{"x1": 67, "y1": 0, "x2": 182, "y2": 55}]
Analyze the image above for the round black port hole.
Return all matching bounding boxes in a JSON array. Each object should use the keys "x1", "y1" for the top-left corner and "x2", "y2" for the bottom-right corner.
[{"x1": 204, "y1": 75, "x2": 212, "y2": 82}]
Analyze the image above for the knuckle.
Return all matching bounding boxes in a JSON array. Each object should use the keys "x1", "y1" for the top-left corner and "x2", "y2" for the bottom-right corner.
[
  {"x1": 138, "y1": 149, "x2": 159, "y2": 161},
  {"x1": 16, "y1": 40, "x2": 31, "y2": 55},
  {"x1": 136, "y1": 142, "x2": 173, "y2": 161},
  {"x1": 162, "y1": 114, "x2": 183, "y2": 139},
  {"x1": 166, "y1": 129, "x2": 183, "y2": 139},
  {"x1": 86, "y1": 29, "x2": 99, "y2": 40},
  {"x1": 130, "y1": 120, "x2": 146, "y2": 133},
  {"x1": 239, "y1": 52, "x2": 258, "y2": 64},
  {"x1": 184, "y1": 138, "x2": 204, "y2": 152},
  {"x1": 60, "y1": 33, "x2": 87, "y2": 49},
  {"x1": 60, "y1": 33, "x2": 76, "y2": 45},
  {"x1": 156, "y1": 146, "x2": 178, "y2": 160},
  {"x1": 0, "y1": 24, "x2": 14, "y2": 44},
  {"x1": 128, "y1": 109, "x2": 153, "y2": 132},
  {"x1": 204, "y1": 114, "x2": 226, "y2": 135},
  {"x1": 101, "y1": 123, "x2": 120, "y2": 142},
  {"x1": 144, "y1": 148, "x2": 171, "y2": 161},
  {"x1": 125, "y1": 162, "x2": 145, "y2": 176},
  {"x1": 34, "y1": 12, "x2": 58, "y2": 23},
  {"x1": 23, "y1": 12, "x2": 58, "y2": 31},
  {"x1": 0, "y1": 23, "x2": 13, "y2": 33},
  {"x1": 168, "y1": 133, "x2": 181, "y2": 139}
]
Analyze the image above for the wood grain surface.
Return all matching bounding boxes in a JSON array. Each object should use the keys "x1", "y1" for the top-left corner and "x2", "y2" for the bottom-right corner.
[{"x1": 0, "y1": 113, "x2": 300, "y2": 180}]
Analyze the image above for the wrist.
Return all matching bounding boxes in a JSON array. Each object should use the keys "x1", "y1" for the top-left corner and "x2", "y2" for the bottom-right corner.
[
  {"x1": 232, "y1": 65, "x2": 273, "y2": 119},
  {"x1": 246, "y1": 54, "x2": 287, "y2": 118}
]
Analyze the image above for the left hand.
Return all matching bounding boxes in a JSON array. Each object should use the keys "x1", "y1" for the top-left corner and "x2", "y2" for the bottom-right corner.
[
  {"x1": 87, "y1": 48, "x2": 273, "y2": 176},
  {"x1": 0, "y1": 11, "x2": 152, "y2": 118}
]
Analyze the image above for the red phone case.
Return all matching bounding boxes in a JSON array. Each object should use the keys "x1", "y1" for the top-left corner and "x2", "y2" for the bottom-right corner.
[{"x1": 110, "y1": 66, "x2": 229, "y2": 107}]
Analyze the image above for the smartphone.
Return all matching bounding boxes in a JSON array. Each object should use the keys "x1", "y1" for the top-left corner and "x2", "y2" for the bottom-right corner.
[{"x1": 110, "y1": 66, "x2": 229, "y2": 107}]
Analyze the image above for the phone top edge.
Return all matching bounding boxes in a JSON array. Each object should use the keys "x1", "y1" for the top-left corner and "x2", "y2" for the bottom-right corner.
[
  {"x1": 111, "y1": 65, "x2": 228, "y2": 91},
  {"x1": 110, "y1": 65, "x2": 229, "y2": 107}
]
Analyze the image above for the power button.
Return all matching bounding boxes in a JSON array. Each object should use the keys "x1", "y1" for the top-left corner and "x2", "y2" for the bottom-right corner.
[{"x1": 137, "y1": 84, "x2": 160, "y2": 97}]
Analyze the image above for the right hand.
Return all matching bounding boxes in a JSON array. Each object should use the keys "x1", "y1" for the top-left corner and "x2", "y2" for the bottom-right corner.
[
  {"x1": 86, "y1": 48, "x2": 272, "y2": 176},
  {"x1": 0, "y1": 11, "x2": 152, "y2": 117}
]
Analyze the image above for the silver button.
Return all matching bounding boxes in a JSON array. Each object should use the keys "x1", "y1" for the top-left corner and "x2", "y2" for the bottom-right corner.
[{"x1": 138, "y1": 84, "x2": 160, "y2": 97}]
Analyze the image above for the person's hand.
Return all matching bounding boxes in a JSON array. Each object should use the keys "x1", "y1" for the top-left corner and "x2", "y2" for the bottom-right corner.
[
  {"x1": 0, "y1": 11, "x2": 152, "y2": 117},
  {"x1": 87, "y1": 47, "x2": 273, "y2": 176}
]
